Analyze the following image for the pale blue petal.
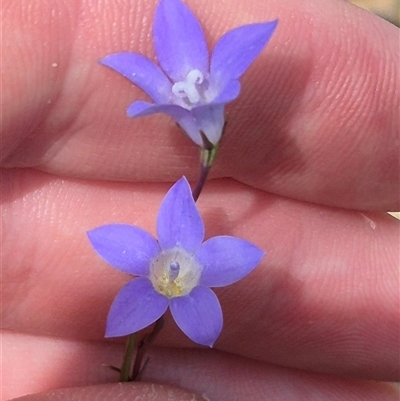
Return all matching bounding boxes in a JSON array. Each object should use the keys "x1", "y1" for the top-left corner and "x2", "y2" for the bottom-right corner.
[
  {"x1": 105, "y1": 277, "x2": 168, "y2": 337},
  {"x1": 157, "y1": 177, "x2": 204, "y2": 252},
  {"x1": 192, "y1": 104, "x2": 225, "y2": 145},
  {"x1": 87, "y1": 224, "x2": 159, "y2": 276},
  {"x1": 128, "y1": 100, "x2": 189, "y2": 120},
  {"x1": 210, "y1": 20, "x2": 278, "y2": 86},
  {"x1": 174, "y1": 112, "x2": 203, "y2": 147},
  {"x1": 154, "y1": 0, "x2": 208, "y2": 82},
  {"x1": 100, "y1": 52, "x2": 172, "y2": 103},
  {"x1": 127, "y1": 101, "x2": 203, "y2": 146},
  {"x1": 210, "y1": 80, "x2": 241, "y2": 104},
  {"x1": 127, "y1": 100, "x2": 159, "y2": 117},
  {"x1": 196, "y1": 236, "x2": 265, "y2": 287},
  {"x1": 170, "y1": 286, "x2": 222, "y2": 347}
]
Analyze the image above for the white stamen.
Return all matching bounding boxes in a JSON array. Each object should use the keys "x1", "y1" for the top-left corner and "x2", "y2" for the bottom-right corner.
[
  {"x1": 185, "y1": 84, "x2": 201, "y2": 104},
  {"x1": 172, "y1": 69, "x2": 204, "y2": 106},
  {"x1": 172, "y1": 82, "x2": 189, "y2": 98},
  {"x1": 186, "y1": 69, "x2": 204, "y2": 85}
]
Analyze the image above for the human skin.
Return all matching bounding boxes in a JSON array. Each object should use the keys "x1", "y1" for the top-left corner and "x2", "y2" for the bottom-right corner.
[{"x1": 1, "y1": 0, "x2": 399, "y2": 400}]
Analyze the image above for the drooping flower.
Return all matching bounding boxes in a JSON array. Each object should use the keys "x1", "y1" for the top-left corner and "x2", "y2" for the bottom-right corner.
[
  {"x1": 100, "y1": 0, "x2": 278, "y2": 147},
  {"x1": 87, "y1": 177, "x2": 264, "y2": 347}
]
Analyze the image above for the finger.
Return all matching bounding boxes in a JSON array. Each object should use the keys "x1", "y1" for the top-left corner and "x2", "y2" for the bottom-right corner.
[
  {"x1": 2, "y1": 170, "x2": 399, "y2": 380},
  {"x1": 12, "y1": 381, "x2": 204, "y2": 401},
  {"x1": 12, "y1": 385, "x2": 205, "y2": 401},
  {"x1": 4, "y1": 332, "x2": 399, "y2": 401},
  {"x1": 2, "y1": 0, "x2": 399, "y2": 210},
  {"x1": 2, "y1": 331, "x2": 120, "y2": 400}
]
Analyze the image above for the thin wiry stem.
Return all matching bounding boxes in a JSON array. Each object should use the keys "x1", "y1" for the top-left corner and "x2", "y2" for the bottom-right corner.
[
  {"x1": 192, "y1": 132, "x2": 219, "y2": 201},
  {"x1": 131, "y1": 317, "x2": 165, "y2": 381},
  {"x1": 192, "y1": 162, "x2": 211, "y2": 202},
  {"x1": 119, "y1": 333, "x2": 136, "y2": 382}
]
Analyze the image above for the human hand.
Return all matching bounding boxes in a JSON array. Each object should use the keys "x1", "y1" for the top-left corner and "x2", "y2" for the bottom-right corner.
[{"x1": 2, "y1": 0, "x2": 399, "y2": 400}]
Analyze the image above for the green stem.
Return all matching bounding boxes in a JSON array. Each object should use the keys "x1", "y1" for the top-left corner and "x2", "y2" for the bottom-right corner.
[
  {"x1": 192, "y1": 142, "x2": 218, "y2": 202},
  {"x1": 119, "y1": 333, "x2": 136, "y2": 382},
  {"x1": 131, "y1": 317, "x2": 165, "y2": 381},
  {"x1": 192, "y1": 162, "x2": 210, "y2": 202}
]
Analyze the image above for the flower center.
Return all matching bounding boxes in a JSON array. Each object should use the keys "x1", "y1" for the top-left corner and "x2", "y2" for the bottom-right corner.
[
  {"x1": 149, "y1": 247, "x2": 201, "y2": 298},
  {"x1": 172, "y1": 69, "x2": 205, "y2": 106}
]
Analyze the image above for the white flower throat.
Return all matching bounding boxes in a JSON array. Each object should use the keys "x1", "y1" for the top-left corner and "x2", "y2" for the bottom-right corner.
[
  {"x1": 149, "y1": 247, "x2": 201, "y2": 298},
  {"x1": 172, "y1": 69, "x2": 206, "y2": 107}
]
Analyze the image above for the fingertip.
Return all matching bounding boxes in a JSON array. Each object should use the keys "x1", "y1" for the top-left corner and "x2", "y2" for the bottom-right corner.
[{"x1": 11, "y1": 382, "x2": 207, "y2": 401}]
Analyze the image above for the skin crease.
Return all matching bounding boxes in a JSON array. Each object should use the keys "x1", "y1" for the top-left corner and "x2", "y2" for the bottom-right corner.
[{"x1": 1, "y1": 0, "x2": 399, "y2": 400}]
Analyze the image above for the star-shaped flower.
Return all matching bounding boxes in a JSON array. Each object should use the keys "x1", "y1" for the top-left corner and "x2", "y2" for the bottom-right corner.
[
  {"x1": 100, "y1": 0, "x2": 277, "y2": 147},
  {"x1": 87, "y1": 177, "x2": 264, "y2": 346}
]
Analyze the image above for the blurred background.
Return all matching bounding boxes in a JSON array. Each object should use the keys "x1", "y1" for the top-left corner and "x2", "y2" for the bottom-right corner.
[{"x1": 347, "y1": 0, "x2": 399, "y2": 26}]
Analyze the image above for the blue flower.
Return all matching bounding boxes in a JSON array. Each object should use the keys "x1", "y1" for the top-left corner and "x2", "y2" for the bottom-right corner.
[
  {"x1": 100, "y1": 0, "x2": 277, "y2": 147},
  {"x1": 87, "y1": 177, "x2": 264, "y2": 347}
]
